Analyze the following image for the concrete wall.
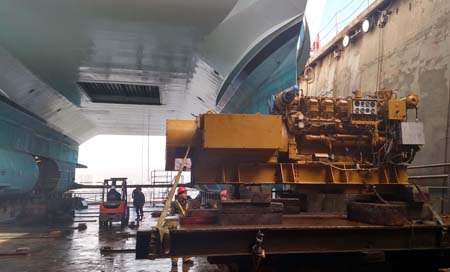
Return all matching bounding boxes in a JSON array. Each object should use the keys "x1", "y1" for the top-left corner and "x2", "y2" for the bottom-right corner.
[
  {"x1": 299, "y1": 0, "x2": 450, "y2": 212},
  {"x1": 301, "y1": 0, "x2": 450, "y2": 167}
]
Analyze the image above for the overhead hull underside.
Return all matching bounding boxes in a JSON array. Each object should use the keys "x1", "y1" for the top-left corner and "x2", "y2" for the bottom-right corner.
[
  {"x1": 0, "y1": 0, "x2": 308, "y2": 143},
  {"x1": 0, "y1": 0, "x2": 308, "y2": 196}
]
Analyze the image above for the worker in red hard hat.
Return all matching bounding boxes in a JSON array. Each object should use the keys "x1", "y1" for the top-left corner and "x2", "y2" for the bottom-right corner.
[
  {"x1": 211, "y1": 188, "x2": 229, "y2": 209},
  {"x1": 170, "y1": 186, "x2": 193, "y2": 267},
  {"x1": 220, "y1": 189, "x2": 228, "y2": 201}
]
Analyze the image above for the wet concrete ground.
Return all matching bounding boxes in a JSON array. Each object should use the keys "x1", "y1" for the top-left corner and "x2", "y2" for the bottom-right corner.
[{"x1": 0, "y1": 204, "x2": 220, "y2": 272}]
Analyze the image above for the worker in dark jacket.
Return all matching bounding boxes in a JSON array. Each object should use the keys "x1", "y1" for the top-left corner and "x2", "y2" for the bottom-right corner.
[
  {"x1": 170, "y1": 186, "x2": 193, "y2": 267},
  {"x1": 107, "y1": 186, "x2": 121, "y2": 201},
  {"x1": 132, "y1": 186, "x2": 145, "y2": 221}
]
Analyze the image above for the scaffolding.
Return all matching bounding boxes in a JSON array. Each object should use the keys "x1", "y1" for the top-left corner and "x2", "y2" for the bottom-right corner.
[{"x1": 149, "y1": 170, "x2": 185, "y2": 205}]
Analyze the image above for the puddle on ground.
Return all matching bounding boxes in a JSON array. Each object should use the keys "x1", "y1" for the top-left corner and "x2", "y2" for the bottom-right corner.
[{"x1": 0, "y1": 204, "x2": 219, "y2": 272}]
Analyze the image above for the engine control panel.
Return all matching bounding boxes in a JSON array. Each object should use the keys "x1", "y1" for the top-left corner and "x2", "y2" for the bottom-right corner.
[{"x1": 352, "y1": 99, "x2": 377, "y2": 115}]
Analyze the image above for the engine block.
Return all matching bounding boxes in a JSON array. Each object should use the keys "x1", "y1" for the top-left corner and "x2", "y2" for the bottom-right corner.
[{"x1": 166, "y1": 88, "x2": 422, "y2": 190}]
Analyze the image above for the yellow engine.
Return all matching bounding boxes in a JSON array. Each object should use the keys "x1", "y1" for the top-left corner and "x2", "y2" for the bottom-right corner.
[{"x1": 166, "y1": 88, "x2": 423, "y2": 190}]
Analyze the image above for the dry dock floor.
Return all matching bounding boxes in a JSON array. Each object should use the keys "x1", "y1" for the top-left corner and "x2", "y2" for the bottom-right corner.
[{"x1": 0, "y1": 204, "x2": 218, "y2": 272}]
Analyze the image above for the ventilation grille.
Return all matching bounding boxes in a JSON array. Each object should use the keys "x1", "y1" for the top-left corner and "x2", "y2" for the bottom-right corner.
[{"x1": 78, "y1": 81, "x2": 161, "y2": 105}]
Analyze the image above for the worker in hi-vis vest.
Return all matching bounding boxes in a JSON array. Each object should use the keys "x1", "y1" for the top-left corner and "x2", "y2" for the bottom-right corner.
[{"x1": 170, "y1": 186, "x2": 193, "y2": 267}]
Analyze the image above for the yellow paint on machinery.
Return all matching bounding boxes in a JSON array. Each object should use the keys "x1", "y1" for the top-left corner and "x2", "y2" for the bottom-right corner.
[
  {"x1": 166, "y1": 88, "x2": 422, "y2": 187},
  {"x1": 387, "y1": 100, "x2": 407, "y2": 121},
  {"x1": 165, "y1": 120, "x2": 198, "y2": 170},
  {"x1": 202, "y1": 114, "x2": 282, "y2": 149}
]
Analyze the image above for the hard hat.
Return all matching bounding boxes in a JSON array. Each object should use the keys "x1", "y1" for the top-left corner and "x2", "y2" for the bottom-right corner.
[
  {"x1": 177, "y1": 186, "x2": 187, "y2": 195},
  {"x1": 220, "y1": 189, "x2": 228, "y2": 197}
]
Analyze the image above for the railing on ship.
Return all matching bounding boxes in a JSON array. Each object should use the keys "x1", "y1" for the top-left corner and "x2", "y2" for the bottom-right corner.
[
  {"x1": 70, "y1": 170, "x2": 187, "y2": 206},
  {"x1": 408, "y1": 163, "x2": 450, "y2": 215},
  {"x1": 315, "y1": 0, "x2": 376, "y2": 49}
]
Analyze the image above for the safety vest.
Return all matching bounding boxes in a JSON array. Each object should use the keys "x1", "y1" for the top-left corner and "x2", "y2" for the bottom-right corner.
[{"x1": 175, "y1": 200, "x2": 189, "y2": 216}]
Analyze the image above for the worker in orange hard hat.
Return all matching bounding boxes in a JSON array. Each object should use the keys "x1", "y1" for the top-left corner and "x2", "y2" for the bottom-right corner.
[{"x1": 170, "y1": 186, "x2": 193, "y2": 267}]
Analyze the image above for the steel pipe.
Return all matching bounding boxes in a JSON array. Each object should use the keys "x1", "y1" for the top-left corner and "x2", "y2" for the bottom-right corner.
[{"x1": 408, "y1": 163, "x2": 450, "y2": 169}]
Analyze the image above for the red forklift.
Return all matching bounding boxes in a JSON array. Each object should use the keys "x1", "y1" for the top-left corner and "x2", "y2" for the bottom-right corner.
[{"x1": 99, "y1": 177, "x2": 130, "y2": 228}]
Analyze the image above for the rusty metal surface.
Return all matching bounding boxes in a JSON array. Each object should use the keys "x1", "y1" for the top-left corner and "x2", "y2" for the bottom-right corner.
[
  {"x1": 136, "y1": 213, "x2": 450, "y2": 260},
  {"x1": 347, "y1": 201, "x2": 434, "y2": 226},
  {"x1": 219, "y1": 213, "x2": 282, "y2": 226},
  {"x1": 218, "y1": 201, "x2": 283, "y2": 225},
  {"x1": 181, "y1": 209, "x2": 219, "y2": 225},
  {"x1": 347, "y1": 202, "x2": 409, "y2": 226},
  {"x1": 170, "y1": 214, "x2": 408, "y2": 232},
  {"x1": 221, "y1": 202, "x2": 282, "y2": 214},
  {"x1": 207, "y1": 250, "x2": 450, "y2": 272},
  {"x1": 273, "y1": 198, "x2": 302, "y2": 214}
]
